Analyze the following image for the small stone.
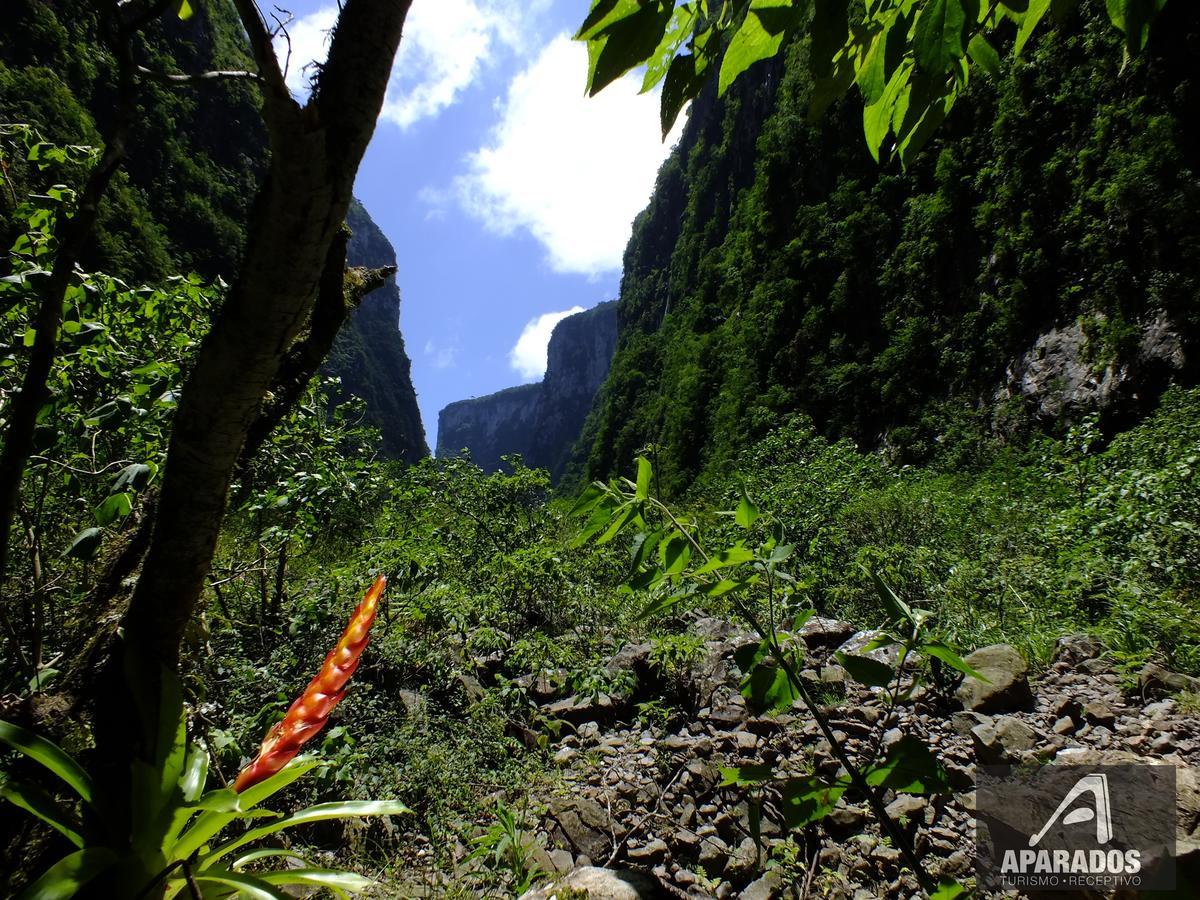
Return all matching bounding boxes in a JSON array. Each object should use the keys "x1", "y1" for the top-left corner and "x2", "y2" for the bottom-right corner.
[
  {"x1": 1083, "y1": 700, "x2": 1116, "y2": 727},
  {"x1": 1052, "y1": 716, "x2": 1076, "y2": 735},
  {"x1": 628, "y1": 838, "x2": 669, "y2": 863},
  {"x1": 554, "y1": 747, "x2": 578, "y2": 766},
  {"x1": 885, "y1": 795, "x2": 928, "y2": 822},
  {"x1": 736, "y1": 731, "x2": 759, "y2": 752},
  {"x1": 956, "y1": 644, "x2": 1034, "y2": 713}
]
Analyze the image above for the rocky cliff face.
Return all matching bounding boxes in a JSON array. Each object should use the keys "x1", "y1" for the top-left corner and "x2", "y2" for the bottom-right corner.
[
  {"x1": 437, "y1": 301, "x2": 618, "y2": 479},
  {"x1": 324, "y1": 201, "x2": 428, "y2": 462}
]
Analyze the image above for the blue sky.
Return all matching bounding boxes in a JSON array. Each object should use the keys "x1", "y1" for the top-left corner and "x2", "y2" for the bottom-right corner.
[{"x1": 274, "y1": 1, "x2": 682, "y2": 450}]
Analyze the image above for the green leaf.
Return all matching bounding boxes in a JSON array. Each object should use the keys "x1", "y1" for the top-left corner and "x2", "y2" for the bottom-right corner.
[
  {"x1": 112, "y1": 463, "x2": 153, "y2": 493},
  {"x1": 919, "y1": 641, "x2": 988, "y2": 680},
  {"x1": 61, "y1": 527, "x2": 103, "y2": 561},
  {"x1": 1014, "y1": 0, "x2": 1052, "y2": 56},
  {"x1": 778, "y1": 775, "x2": 847, "y2": 829},
  {"x1": 735, "y1": 492, "x2": 760, "y2": 528},
  {"x1": 694, "y1": 543, "x2": 755, "y2": 574},
  {"x1": 230, "y1": 848, "x2": 311, "y2": 869},
  {"x1": 568, "y1": 482, "x2": 607, "y2": 518},
  {"x1": 16, "y1": 848, "x2": 118, "y2": 900},
  {"x1": 0, "y1": 779, "x2": 85, "y2": 847},
  {"x1": 577, "y1": 0, "x2": 638, "y2": 41},
  {"x1": 740, "y1": 661, "x2": 798, "y2": 714},
  {"x1": 660, "y1": 52, "x2": 706, "y2": 137},
  {"x1": 585, "y1": 2, "x2": 673, "y2": 97},
  {"x1": 178, "y1": 0, "x2": 195, "y2": 21},
  {"x1": 720, "y1": 764, "x2": 776, "y2": 786},
  {"x1": 93, "y1": 492, "x2": 133, "y2": 527},
  {"x1": 257, "y1": 868, "x2": 374, "y2": 892},
  {"x1": 635, "y1": 456, "x2": 652, "y2": 500},
  {"x1": 865, "y1": 735, "x2": 951, "y2": 795},
  {"x1": 172, "y1": 757, "x2": 321, "y2": 861},
  {"x1": 641, "y1": 4, "x2": 697, "y2": 92},
  {"x1": 913, "y1": 0, "x2": 973, "y2": 72},
  {"x1": 201, "y1": 800, "x2": 412, "y2": 866},
  {"x1": 863, "y1": 60, "x2": 912, "y2": 161},
  {"x1": 835, "y1": 652, "x2": 895, "y2": 687},
  {"x1": 967, "y1": 33, "x2": 1001, "y2": 76},
  {"x1": 867, "y1": 568, "x2": 916, "y2": 627},
  {"x1": 1105, "y1": 0, "x2": 1168, "y2": 55},
  {"x1": 637, "y1": 588, "x2": 692, "y2": 620},
  {"x1": 718, "y1": 1, "x2": 801, "y2": 96},
  {"x1": 193, "y1": 870, "x2": 289, "y2": 900},
  {"x1": 0, "y1": 720, "x2": 94, "y2": 803},
  {"x1": 930, "y1": 877, "x2": 967, "y2": 899}
]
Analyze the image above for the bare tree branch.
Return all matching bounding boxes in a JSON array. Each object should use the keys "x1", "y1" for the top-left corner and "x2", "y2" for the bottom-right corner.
[{"x1": 136, "y1": 65, "x2": 263, "y2": 85}]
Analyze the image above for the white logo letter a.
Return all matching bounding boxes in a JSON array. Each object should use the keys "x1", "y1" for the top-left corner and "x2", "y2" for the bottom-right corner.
[{"x1": 1029, "y1": 773, "x2": 1113, "y2": 847}]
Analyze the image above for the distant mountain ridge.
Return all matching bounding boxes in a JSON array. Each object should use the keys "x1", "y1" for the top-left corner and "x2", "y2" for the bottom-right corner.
[{"x1": 438, "y1": 301, "x2": 618, "y2": 479}]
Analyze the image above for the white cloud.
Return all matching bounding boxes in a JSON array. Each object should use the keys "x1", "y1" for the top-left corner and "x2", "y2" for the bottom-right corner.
[
  {"x1": 510, "y1": 306, "x2": 585, "y2": 380},
  {"x1": 275, "y1": 1, "x2": 547, "y2": 128},
  {"x1": 424, "y1": 337, "x2": 459, "y2": 370},
  {"x1": 454, "y1": 34, "x2": 684, "y2": 277}
]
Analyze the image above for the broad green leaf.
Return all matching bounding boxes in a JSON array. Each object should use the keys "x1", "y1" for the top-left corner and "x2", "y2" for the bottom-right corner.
[
  {"x1": 586, "y1": 2, "x2": 673, "y2": 97},
  {"x1": 62, "y1": 527, "x2": 103, "y2": 561},
  {"x1": 703, "y1": 577, "x2": 750, "y2": 597},
  {"x1": 568, "y1": 482, "x2": 607, "y2": 518},
  {"x1": 660, "y1": 533, "x2": 692, "y2": 574},
  {"x1": 178, "y1": 0, "x2": 194, "y2": 20},
  {"x1": 635, "y1": 455, "x2": 652, "y2": 499},
  {"x1": 694, "y1": 543, "x2": 755, "y2": 574},
  {"x1": 778, "y1": 775, "x2": 847, "y2": 828},
  {"x1": 0, "y1": 720, "x2": 94, "y2": 803},
  {"x1": 735, "y1": 492, "x2": 760, "y2": 528},
  {"x1": 641, "y1": 4, "x2": 697, "y2": 93},
  {"x1": 1105, "y1": 0, "x2": 1168, "y2": 55},
  {"x1": 913, "y1": 0, "x2": 975, "y2": 73},
  {"x1": 0, "y1": 780, "x2": 85, "y2": 847},
  {"x1": 93, "y1": 492, "x2": 132, "y2": 527},
  {"x1": 576, "y1": 0, "x2": 639, "y2": 41},
  {"x1": 1014, "y1": 0, "x2": 1052, "y2": 55},
  {"x1": 967, "y1": 33, "x2": 1001, "y2": 76},
  {"x1": 718, "y1": 1, "x2": 802, "y2": 96},
  {"x1": 596, "y1": 502, "x2": 636, "y2": 545},
  {"x1": 629, "y1": 528, "x2": 665, "y2": 573},
  {"x1": 865, "y1": 735, "x2": 951, "y2": 795},
  {"x1": 230, "y1": 848, "x2": 311, "y2": 870},
  {"x1": 16, "y1": 848, "x2": 118, "y2": 900},
  {"x1": 863, "y1": 60, "x2": 912, "y2": 161},
  {"x1": 856, "y1": 13, "x2": 908, "y2": 105},
  {"x1": 740, "y1": 661, "x2": 798, "y2": 714},
  {"x1": 733, "y1": 638, "x2": 771, "y2": 677},
  {"x1": 201, "y1": 800, "x2": 412, "y2": 865},
  {"x1": 919, "y1": 641, "x2": 988, "y2": 680},
  {"x1": 835, "y1": 652, "x2": 895, "y2": 687},
  {"x1": 660, "y1": 52, "x2": 706, "y2": 137},
  {"x1": 867, "y1": 568, "x2": 916, "y2": 627},
  {"x1": 720, "y1": 764, "x2": 775, "y2": 786},
  {"x1": 112, "y1": 463, "x2": 153, "y2": 493}
]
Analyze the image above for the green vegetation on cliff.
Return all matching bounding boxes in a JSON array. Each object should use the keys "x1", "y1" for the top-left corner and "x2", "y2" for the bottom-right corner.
[{"x1": 579, "y1": 2, "x2": 1198, "y2": 493}]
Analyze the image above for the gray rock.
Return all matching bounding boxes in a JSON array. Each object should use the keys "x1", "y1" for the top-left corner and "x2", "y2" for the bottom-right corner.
[
  {"x1": 519, "y1": 866, "x2": 660, "y2": 900},
  {"x1": 1053, "y1": 633, "x2": 1101, "y2": 665},
  {"x1": 550, "y1": 797, "x2": 621, "y2": 861},
  {"x1": 956, "y1": 644, "x2": 1034, "y2": 713},
  {"x1": 627, "y1": 838, "x2": 669, "y2": 864},
  {"x1": 739, "y1": 870, "x2": 783, "y2": 900},
  {"x1": 1138, "y1": 663, "x2": 1200, "y2": 698},
  {"x1": 798, "y1": 617, "x2": 857, "y2": 649}
]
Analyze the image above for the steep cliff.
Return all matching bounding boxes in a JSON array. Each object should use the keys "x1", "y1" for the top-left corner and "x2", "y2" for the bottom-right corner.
[
  {"x1": 576, "y1": 3, "x2": 1200, "y2": 492},
  {"x1": 325, "y1": 202, "x2": 429, "y2": 462},
  {"x1": 438, "y1": 301, "x2": 618, "y2": 479},
  {"x1": 0, "y1": 0, "x2": 427, "y2": 462}
]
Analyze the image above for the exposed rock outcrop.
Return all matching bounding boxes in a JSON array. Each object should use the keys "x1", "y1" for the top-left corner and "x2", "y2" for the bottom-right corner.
[
  {"x1": 324, "y1": 201, "x2": 428, "y2": 462},
  {"x1": 437, "y1": 301, "x2": 618, "y2": 479}
]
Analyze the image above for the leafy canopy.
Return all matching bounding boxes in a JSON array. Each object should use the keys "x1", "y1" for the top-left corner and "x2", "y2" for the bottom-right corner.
[{"x1": 576, "y1": 0, "x2": 1170, "y2": 163}]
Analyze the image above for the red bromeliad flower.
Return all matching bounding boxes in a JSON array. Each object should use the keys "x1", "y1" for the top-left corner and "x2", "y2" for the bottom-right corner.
[{"x1": 233, "y1": 573, "x2": 387, "y2": 793}]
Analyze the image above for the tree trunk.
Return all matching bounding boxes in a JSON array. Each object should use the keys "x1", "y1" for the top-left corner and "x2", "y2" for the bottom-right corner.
[{"x1": 88, "y1": 0, "x2": 414, "y2": 801}]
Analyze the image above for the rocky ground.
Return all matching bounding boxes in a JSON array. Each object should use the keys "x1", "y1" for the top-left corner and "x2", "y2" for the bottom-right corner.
[{"x1": 403, "y1": 619, "x2": 1200, "y2": 898}]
